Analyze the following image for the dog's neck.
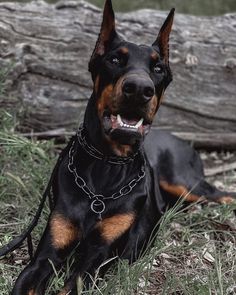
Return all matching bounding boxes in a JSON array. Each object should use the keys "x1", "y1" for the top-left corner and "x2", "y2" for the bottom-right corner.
[
  {"x1": 83, "y1": 93, "x2": 142, "y2": 157},
  {"x1": 76, "y1": 125, "x2": 139, "y2": 164}
]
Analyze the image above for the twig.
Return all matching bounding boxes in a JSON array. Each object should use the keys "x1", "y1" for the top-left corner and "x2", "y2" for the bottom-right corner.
[
  {"x1": 205, "y1": 162, "x2": 236, "y2": 177},
  {"x1": 0, "y1": 222, "x2": 25, "y2": 228}
]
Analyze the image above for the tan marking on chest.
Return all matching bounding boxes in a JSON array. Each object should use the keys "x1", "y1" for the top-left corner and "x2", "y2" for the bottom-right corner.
[
  {"x1": 28, "y1": 290, "x2": 36, "y2": 295},
  {"x1": 50, "y1": 213, "x2": 79, "y2": 249},
  {"x1": 98, "y1": 213, "x2": 135, "y2": 242},
  {"x1": 106, "y1": 137, "x2": 133, "y2": 157}
]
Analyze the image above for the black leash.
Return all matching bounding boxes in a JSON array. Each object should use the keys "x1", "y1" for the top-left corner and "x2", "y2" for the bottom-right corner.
[{"x1": 0, "y1": 136, "x2": 75, "y2": 260}]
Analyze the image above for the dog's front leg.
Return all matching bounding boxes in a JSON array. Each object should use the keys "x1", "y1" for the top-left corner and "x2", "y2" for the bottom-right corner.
[
  {"x1": 58, "y1": 212, "x2": 136, "y2": 294},
  {"x1": 12, "y1": 211, "x2": 80, "y2": 295},
  {"x1": 58, "y1": 241, "x2": 110, "y2": 295}
]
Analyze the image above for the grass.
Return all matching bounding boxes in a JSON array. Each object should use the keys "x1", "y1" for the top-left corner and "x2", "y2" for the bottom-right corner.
[{"x1": 0, "y1": 110, "x2": 236, "y2": 295}]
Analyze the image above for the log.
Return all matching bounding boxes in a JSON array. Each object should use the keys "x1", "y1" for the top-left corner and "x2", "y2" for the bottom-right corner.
[
  {"x1": 172, "y1": 132, "x2": 236, "y2": 150},
  {"x1": 0, "y1": 0, "x2": 236, "y2": 147},
  {"x1": 205, "y1": 162, "x2": 236, "y2": 177}
]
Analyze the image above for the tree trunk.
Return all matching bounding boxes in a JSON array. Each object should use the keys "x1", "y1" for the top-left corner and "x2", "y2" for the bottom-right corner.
[{"x1": 0, "y1": 0, "x2": 235, "y2": 148}]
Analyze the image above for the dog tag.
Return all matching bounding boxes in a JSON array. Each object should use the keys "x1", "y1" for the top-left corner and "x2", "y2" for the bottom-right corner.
[{"x1": 91, "y1": 198, "x2": 105, "y2": 220}]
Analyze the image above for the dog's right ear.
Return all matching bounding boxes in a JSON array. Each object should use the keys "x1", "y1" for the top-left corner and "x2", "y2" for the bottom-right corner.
[
  {"x1": 89, "y1": 0, "x2": 121, "y2": 76},
  {"x1": 152, "y1": 8, "x2": 175, "y2": 65}
]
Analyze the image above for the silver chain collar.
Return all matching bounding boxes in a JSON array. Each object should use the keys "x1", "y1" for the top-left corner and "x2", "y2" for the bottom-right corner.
[
  {"x1": 68, "y1": 138, "x2": 146, "y2": 219},
  {"x1": 77, "y1": 125, "x2": 138, "y2": 165}
]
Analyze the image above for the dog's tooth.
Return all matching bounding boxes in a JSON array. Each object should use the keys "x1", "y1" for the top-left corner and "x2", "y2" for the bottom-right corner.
[
  {"x1": 117, "y1": 114, "x2": 124, "y2": 127},
  {"x1": 117, "y1": 114, "x2": 122, "y2": 123},
  {"x1": 135, "y1": 118, "x2": 144, "y2": 128},
  {"x1": 117, "y1": 114, "x2": 123, "y2": 126},
  {"x1": 117, "y1": 115, "x2": 143, "y2": 129}
]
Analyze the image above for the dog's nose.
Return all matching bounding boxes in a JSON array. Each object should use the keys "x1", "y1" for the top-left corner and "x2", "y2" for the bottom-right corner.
[{"x1": 122, "y1": 77, "x2": 155, "y2": 103}]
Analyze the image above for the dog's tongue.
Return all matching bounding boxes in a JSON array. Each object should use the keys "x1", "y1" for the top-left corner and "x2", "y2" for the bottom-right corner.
[{"x1": 121, "y1": 117, "x2": 139, "y2": 125}]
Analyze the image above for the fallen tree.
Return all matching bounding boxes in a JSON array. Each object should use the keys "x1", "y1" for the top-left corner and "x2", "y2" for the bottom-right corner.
[{"x1": 0, "y1": 0, "x2": 236, "y2": 148}]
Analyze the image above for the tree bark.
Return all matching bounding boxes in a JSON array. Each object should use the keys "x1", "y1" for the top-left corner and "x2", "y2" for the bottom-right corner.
[{"x1": 0, "y1": 0, "x2": 235, "y2": 147}]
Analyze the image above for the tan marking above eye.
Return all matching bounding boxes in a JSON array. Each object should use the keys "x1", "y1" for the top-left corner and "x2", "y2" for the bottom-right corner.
[
  {"x1": 119, "y1": 47, "x2": 129, "y2": 55},
  {"x1": 151, "y1": 51, "x2": 159, "y2": 61},
  {"x1": 50, "y1": 213, "x2": 80, "y2": 249},
  {"x1": 159, "y1": 180, "x2": 206, "y2": 202},
  {"x1": 97, "y1": 213, "x2": 135, "y2": 242}
]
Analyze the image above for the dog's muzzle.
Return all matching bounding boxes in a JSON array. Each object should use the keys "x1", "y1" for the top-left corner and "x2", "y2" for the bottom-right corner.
[{"x1": 102, "y1": 72, "x2": 155, "y2": 145}]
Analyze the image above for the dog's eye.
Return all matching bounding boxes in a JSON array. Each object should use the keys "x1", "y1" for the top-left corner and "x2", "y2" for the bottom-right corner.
[
  {"x1": 110, "y1": 56, "x2": 121, "y2": 65},
  {"x1": 153, "y1": 64, "x2": 163, "y2": 74}
]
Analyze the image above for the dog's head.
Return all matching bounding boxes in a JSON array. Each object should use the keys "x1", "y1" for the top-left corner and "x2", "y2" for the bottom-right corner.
[{"x1": 86, "y1": 0, "x2": 174, "y2": 156}]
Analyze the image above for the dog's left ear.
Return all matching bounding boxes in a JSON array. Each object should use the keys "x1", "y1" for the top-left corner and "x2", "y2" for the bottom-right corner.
[
  {"x1": 152, "y1": 8, "x2": 175, "y2": 64},
  {"x1": 89, "y1": 0, "x2": 121, "y2": 74}
]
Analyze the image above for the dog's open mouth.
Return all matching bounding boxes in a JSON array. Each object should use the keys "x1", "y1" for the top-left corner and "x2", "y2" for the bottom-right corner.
[{"x1": 102, "y1": 111, "x2": 151, "y2": 144}]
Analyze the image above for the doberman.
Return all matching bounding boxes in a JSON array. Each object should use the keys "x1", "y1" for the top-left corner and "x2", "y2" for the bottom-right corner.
[{"x1": 5, "y1": 0, "x2": 236, "y2": 294}]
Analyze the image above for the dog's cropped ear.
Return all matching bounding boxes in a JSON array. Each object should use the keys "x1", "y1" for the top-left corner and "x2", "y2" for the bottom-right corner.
[
  {"x1": 152, "y1": 8, "x2": 175, "y2": 64},
  {"x1": 89, "y1": 0, "x2": 121, "y2": 74}
]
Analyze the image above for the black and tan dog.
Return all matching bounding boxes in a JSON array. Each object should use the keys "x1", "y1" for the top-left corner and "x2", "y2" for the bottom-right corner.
[{"x1": 5, "y1": 0, "x2": 236, "y2": 294}]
